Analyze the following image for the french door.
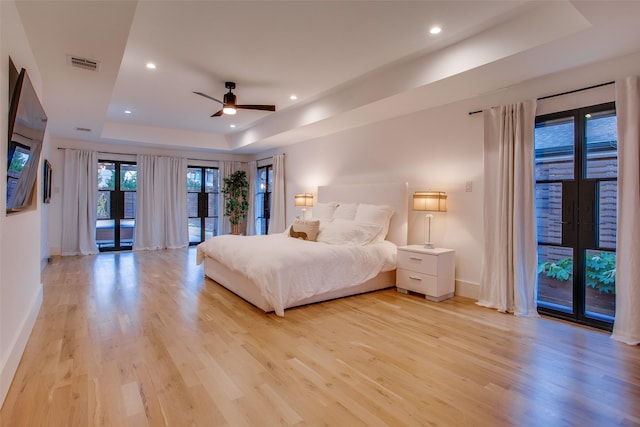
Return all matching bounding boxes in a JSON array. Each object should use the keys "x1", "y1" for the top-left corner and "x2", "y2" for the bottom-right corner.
[
  {"x1": 534, "y1": 102, "x2": 617, "y2": 330},
  {"x1": 97, "y1": 161, "x2": 137, "y2": 251},
  {"x1": 255, "y1": 164, "x2": 273, "y2": 235},
  {"x1": 187, "y1": 166, "x2": 219, "y2": 244}
]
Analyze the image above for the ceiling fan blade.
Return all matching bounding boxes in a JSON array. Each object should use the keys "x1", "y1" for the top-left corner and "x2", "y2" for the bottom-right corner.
[
  {"x1": 211, "y1": 109, "x2": 224, "y2": 117},
  {"x1": 193, "y1": 91, "x2": 223, "y2": 104},
  {"x1": 236, "y1": 104, "x2": 276, "y2": 112}
]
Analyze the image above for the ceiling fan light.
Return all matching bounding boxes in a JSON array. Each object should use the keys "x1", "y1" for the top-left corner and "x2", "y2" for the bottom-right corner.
[{"x1": 223, "y1": 91, "x2": 237, "y2": 114}]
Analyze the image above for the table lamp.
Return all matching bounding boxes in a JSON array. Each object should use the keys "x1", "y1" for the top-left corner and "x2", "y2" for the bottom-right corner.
[{"x1": 412, "y1": 191, "x2": 447, "y2": 248}]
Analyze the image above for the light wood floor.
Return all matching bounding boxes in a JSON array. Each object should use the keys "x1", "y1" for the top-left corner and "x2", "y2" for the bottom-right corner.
[{"x1": 1, "y1": 248, "x2": 639, "y2": 426}]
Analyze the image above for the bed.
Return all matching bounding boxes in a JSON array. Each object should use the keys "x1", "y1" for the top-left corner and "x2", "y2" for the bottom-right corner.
[{"x1": 196, "y1": 182, "x2": 408, "y2": 316}]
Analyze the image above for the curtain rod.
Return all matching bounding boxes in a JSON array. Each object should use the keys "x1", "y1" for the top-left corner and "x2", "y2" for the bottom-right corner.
[
  {"x1": 57, "y1": 147, "x2": 285, "y2": 163},
  {"x1": 255, "y1": 153, "x2": 285, "y2": 163},
  {"x1": 467, "y1": 81, "x2": 615, "y2": 116},
  {"x1": 57, "y1": 147, "x2": 240, "y2": 163}
]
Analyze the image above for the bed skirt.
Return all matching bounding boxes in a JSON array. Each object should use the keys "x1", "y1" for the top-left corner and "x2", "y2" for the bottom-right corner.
[{"x1": 203, "y1": 256, "x2": 395, "y2": 313}]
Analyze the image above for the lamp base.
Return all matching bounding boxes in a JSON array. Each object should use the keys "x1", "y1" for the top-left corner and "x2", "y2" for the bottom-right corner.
[{"x1": 423, "y1": 214, "x2": 435, "y2": 250}]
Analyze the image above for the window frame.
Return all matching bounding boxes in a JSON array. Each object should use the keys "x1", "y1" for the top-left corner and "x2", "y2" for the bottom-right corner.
[
  {"x1": 97, "y1": 160, "x2": 137, "y2": 251},
  {"x1": 255, "y1": 164, "x2": 273, "y2": 235},
  {"x1": 534, "y1": 101, "x2": 617, "y2": 330},
  {"x1": 187, "y1": 165, "x2": 219, "y2": 244}
]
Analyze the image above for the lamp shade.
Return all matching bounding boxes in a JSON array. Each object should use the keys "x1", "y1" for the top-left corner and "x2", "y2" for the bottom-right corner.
[
  {"x1": 294, "y1": 193, "x2": 314, "y2": 208},
  {"x1": 413, "y1": 191, "x2": 447, "y2": 212}
]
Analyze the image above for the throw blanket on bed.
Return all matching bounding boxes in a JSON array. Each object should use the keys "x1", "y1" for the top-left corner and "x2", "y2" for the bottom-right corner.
[{"x1": 196, "y1": 234, "x2": 396, "y2": 316}]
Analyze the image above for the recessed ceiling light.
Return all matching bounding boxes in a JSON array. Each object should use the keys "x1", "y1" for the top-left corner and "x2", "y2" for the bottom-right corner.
[
  {"x1": 230, "y1": 124, "x2": 236, "y2": 128},
  {"x1": 290, "y1": 95, "x2": 298, "y2": 100},
  {"x1": 146, "y1": 62, "x2": 156, "y2": 69},
  {"x1": 124, "y1": 110, "x2": 132, "y2": 114},
  {"x1": 429, "y1": 26, "x2": 442, "y2": 35}
]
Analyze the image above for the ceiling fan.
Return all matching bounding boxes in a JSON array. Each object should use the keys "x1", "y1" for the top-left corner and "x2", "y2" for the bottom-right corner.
[{"x1": 193, "y1": 81, "x2": 276, "y2": 117}]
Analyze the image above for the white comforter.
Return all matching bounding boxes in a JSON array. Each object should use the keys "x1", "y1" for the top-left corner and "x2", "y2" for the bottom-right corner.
[{"x1": 196, "y1": 234, "x2": 397, "y2": 316}]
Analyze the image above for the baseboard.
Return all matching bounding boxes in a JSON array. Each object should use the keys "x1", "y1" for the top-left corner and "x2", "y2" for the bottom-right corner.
[
  {"x1": 50, "y1": 246, "x2": 61, "y2": 256},
  {"x1": 0, "y1": 284, "x2": 43, "y2": 409},
  {"x1": 455, "y1": 279, "x2": 479, "y2": 300}
]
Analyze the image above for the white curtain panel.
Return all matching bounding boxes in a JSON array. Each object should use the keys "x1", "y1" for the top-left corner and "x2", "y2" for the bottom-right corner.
[
  {"x1": 61, "y1": 149, "x2": 98, "y2": 255},
  {"x1": 612, "y1": 77, "x2": 640, "y2": 345},
  {"x1": 134, "y1": 155, "x2": 188, "y2": 250},
  {"x1": 246, "y1": 160, "x2": 257, "y2": 236},
  {"x1": 133, "y1": 155, "x2": 157, "y2": 250},
  {"x1": 268, "y1": 154, "x2": 286, "y2": 234},
  {"x1": 161, "y1": 156, "x2": 189, "y2": 248},
  {"x1": 478, "y1": 100, "x2": 539, "y2": 316}
]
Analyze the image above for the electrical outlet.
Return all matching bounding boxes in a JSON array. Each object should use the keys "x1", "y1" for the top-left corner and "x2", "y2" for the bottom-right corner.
[{"x1": 465, "y1": 181, "x2": 473, "y2": 192}]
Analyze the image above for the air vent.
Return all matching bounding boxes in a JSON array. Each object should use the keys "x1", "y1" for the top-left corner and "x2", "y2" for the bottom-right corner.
[
  {"x1": 75, "y1": 127, "x2": 92, "y2": 132},
  {"x1": 67, "y1": 55, "x2": 101, "y2": 72}
]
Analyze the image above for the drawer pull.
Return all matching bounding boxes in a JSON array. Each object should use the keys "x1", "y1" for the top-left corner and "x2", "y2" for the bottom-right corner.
[
  {"x1": 409, "y1": 257, "x2": 423, "y2": 261},
  {"x1": 409, "y1": 276, "x2": 422, "y2": 281}
]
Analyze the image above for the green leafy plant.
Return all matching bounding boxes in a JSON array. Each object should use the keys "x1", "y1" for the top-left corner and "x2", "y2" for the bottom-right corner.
[
  {"x1": 538, "y1": 257, "x2": 573, "y2": 281},
  {"x1": 121, "y1": 170, "x2": 137, "y2": 190},
  {"x1": 585, "y1": 252, "x2": 616, "y2": 294},
  {"x1": 221, "y1": 170, "x2": 249, "y2": 227},
  {"x1": 97, "y1": 193, "x2": 109, "y2": 218},
  {"x1": 538, "y1": 252, "x2": 616, "y2": 294}
]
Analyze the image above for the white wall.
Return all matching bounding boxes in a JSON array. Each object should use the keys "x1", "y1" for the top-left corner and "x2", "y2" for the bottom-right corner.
[
  {"x1": 47, "y1": 137, "x2": 249, "y2": 255},
  {"x1": 257, "y1": 50, "x2": 640, "y2": 299},
  {"x1": 0, "y1": 0, "x2": 47, "y2": 408},
  {"x1": 264, "y1": 99, "x2": 485, "y2": 295}
]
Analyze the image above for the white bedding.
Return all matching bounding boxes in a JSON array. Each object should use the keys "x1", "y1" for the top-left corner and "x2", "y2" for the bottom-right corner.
[{"x1": 196, "y1": 233, "x2": 397, "y2": 316}]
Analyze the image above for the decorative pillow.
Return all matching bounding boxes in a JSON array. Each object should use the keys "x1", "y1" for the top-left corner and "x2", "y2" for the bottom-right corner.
[
  {"x1": 317, "y1": 218, "x2": 382, "y2": 246},
  {"x1": 333, "y1": 203, "x2": 358, "y2": 220},
  {"x1": 354, "y1": 203, "x2": 395, "y2": 242},
  {"x1": 311, "y1": 201, "x2": 338, "y2": 220},
  {"x1": 289, "y1": 219, "x2": 320, "y2": 241}
]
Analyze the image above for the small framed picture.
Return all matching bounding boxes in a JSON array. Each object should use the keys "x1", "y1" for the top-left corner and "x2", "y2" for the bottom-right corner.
[{"x1": 43, "y1": 159, "x2": 52, "y2": 203}]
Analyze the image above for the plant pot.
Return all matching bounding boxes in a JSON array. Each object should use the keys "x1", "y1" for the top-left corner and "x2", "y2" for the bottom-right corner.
[{"x1": 231, "y1": 223, "x2": 241, "y2": 235}]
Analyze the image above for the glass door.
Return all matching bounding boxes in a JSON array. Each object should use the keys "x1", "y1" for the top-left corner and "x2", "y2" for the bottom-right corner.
[
  {"x1": 187, "y1": 166, "x2": 219, "y2": 244},
  {"x1": 97, "y1": 161, "x2": 137, "y2": 251},
  {"x1": 534, "y1": 102, "x2": 617, "y2": 330},
  {"x1": 255, "y1": 164, "x2": 273, "y2": 235}
]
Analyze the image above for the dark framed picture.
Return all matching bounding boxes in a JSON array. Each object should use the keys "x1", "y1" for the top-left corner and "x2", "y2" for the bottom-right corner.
[{"x1": 43, "y1": 159, "x2": 52, "y2": 204}]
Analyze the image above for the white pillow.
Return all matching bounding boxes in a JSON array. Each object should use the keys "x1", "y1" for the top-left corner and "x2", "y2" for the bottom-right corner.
[
  {"x1": 311, "y1": 201, "x2": 338, "y2": 220},
  {"x1": 333, "y1": 203, "x2": 358, "y2": 220},
  {"x1": 317, "y1": 218, "x2": 382, "y2": 246},
  {"x1": 354, "y1": 203, "x2": 395, "y2": 242}
]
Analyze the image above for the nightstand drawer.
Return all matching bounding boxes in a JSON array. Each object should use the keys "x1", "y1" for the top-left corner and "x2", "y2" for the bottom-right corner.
[
  {"x1": 396, "y1": 269, "x2": 437, "y2": 295},
  {"x1": 397, "y1": 250, "x2": 437, "y2": 275}
]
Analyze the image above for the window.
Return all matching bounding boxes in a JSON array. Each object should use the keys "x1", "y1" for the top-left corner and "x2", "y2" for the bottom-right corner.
[
  {"x1": 187, "y1": 166, "x2": 219, "y2": 244},
  {"x1": 97, "y1": 161, "x2": 137, "y2": 251},
  {"x1": 255, "y1": 164, "x2": 273, "y2": 235},
  {"x1": 535, "y1": 102, "x2": 617, "y2": 330}
]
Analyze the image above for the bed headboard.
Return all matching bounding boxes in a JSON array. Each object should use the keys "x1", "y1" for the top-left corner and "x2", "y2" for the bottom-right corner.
[{"x1": 317, "y1": 182, "x2": 408, "y2": 246}]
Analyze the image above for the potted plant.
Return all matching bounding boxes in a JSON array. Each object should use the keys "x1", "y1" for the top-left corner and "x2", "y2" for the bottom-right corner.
[{"x1": 222, "y1": 170, "x2": 249, "y2": 235}]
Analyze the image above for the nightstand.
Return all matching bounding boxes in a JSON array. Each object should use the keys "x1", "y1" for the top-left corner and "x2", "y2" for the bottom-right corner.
[{"x1": 396, "y1": 245, "x2": 455, "y2": 302}]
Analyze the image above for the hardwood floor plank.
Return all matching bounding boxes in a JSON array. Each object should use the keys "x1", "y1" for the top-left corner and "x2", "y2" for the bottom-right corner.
[{"x1": 1, "y1": 248, "x2": 638, "y2": 426}]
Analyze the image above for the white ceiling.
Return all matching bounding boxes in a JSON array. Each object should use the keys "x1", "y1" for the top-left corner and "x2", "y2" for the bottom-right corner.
[{"x1": 15, "y1": 1, "x2": 640, "y2": 154}]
